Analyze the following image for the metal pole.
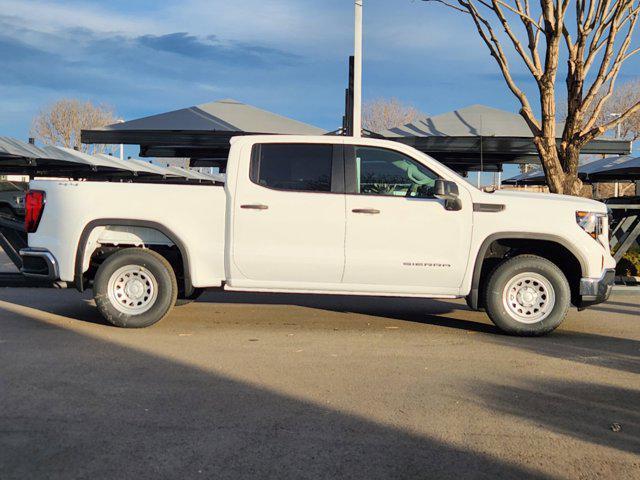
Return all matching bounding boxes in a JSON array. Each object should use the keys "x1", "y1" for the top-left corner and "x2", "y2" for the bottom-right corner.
[
  {"x1": 117, "y1": 119, "x2": 125, "y2": 161},
  {"x1": 614, "y1": 121, "x2": 621, "y2": 197},
  {"x1": 610, "y1": 113, "x2": 621, "y2": 197},
  {"x1": 353, "y1": 0, "x2": 363, "y2": 138}
]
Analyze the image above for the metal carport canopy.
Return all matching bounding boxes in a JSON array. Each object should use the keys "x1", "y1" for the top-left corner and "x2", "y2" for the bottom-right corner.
[
  {"x1": 381, "y1": 105, "x2": 630, "y2": 172},
  {"x1": 0, "y1": 136, "x2": 219, "y2": 183},
  {"x1": 503, "y1": 155, "x2": 640, "y2": 185},
  {"x1": 0, "y1": 136, "x2": 135, "y2": 176},
  {"x1": 82, "y1": 98, "x2": 326, "y2": 160},
  {"x1": 585, "y1": 156, "x2": 640, "y2": 182},
  {"x1": 82, "y1": 102, "x2": 631, "y2": 172}
]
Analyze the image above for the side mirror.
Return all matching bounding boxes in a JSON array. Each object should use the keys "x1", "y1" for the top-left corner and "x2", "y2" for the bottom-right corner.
[
  {"x1": 434, "y1": 179, "x2": 462, "y2": 211},
  {"x1": 434, "y1": 179, "x2": 458, "y2": 199}
]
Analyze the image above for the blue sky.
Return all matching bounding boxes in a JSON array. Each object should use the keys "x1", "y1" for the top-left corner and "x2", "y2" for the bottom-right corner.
[
  {"x1": 1, "y1": 0, "x2": 638, "y2": 180},
  {"x1": 0, "y1": 0, "x2": 525, "y2": 133}
]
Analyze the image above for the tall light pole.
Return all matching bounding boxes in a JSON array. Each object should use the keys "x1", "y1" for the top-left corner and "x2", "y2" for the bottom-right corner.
[
  {"x1": 117, "y1": 119, "x2": 125, "y2": 161},
  {"x1": 609, "y1": 113, "x2": 621, "y2": 197},
  {"x1": 353, "y1": 0, "x2": 363, "y2": 138}
]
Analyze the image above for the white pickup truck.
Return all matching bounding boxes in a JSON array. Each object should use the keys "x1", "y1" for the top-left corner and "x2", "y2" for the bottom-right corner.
[{"x1": 20, "y1": 135, "x2": 615, "y2": 335}]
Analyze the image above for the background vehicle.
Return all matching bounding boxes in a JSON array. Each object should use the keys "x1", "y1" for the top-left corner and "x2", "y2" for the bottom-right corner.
[
  {"x1": 0, "y1": 181, "x2": 26, "y2": 219},
  {"x1": 20, "y1": 135, "x2": 615, "y2": 335}
]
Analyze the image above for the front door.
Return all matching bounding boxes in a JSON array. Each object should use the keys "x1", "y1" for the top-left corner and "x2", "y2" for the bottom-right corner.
[
  {"x1": 343, "y1": 146, "x2": 472, "y2": 295},
  {"x1": 231, "y1": 142, "x2": 346, "y2": 289}
]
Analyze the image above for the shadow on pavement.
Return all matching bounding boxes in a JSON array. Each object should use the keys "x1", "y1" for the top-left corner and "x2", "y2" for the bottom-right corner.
[
  {"x1": 0, "y1": 288, "x2": 502, "y2": 334},
  {"x1": 588, "y1": 305, "x2": 640, "y2": 317},
  {"x1": 0, "y1": 304, "x2": 549, "y2": 480},
  {"x1": 474, "y1": 379, "x2": 640, "y2": 455},
  {"x1": 490, "y1": 330, "x2": 640, "y2": 375},
  {"x1": 2, "y1": 289, "x2": 638, "y2": 376},
  {"x1": 196, "y1": 290, "x2": 501, "y2": 334}
]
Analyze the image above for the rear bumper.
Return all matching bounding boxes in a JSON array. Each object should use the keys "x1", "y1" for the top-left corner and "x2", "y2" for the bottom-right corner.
[
  {"x1": 578, "y1": 268, "x2": 615, "y2": 308},
  {"x1": 19, "y1": 248, "x2": 59, "y2": 281}
]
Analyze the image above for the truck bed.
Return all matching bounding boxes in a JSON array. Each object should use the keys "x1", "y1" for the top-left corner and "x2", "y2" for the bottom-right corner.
[{"x1": 28, "y1": 180, "x2": 228, "y2": 287}]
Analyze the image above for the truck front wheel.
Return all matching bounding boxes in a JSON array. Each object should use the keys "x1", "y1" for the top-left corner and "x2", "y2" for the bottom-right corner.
[
  {"x1": 93, "y1": 248, "x2": 177, "y2": 328},
  {"x1": 484, "y1": 255, "x2": 570, "y2": 336}
]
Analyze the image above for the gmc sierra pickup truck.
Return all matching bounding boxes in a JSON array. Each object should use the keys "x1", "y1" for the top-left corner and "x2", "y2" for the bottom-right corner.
[{"x1": 20, "y1": 135, "x2": 615, "y2": 335}]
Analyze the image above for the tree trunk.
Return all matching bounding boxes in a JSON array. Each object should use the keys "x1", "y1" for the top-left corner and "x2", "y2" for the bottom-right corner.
[
  {"x1": 533, "y1": 136, "x2": 565, "y2": 193},
  {"x1": 559, "y1": 144, "x2": 583, "y2": 195}
]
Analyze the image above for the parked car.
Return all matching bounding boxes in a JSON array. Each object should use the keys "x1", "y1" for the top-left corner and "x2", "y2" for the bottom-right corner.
[
  {"x1": 0, "y1": 181, "x2": 27, "y2": 219},
  {"x1": 20, "y1": 135, "x2": 615, "y2": 335}
]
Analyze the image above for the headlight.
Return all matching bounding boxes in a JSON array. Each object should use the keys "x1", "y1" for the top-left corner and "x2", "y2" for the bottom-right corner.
[{"x1": 576, "y1": 211, "x2": 606, "y2": 239}]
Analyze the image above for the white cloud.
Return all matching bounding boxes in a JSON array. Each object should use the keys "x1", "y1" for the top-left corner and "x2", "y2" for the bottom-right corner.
[
  {"x1": 0, "y1": 0, "x2": 486, "y2": 64},
  {"x1": 0, "y1": 0, "x2": 159, "y2": 34},
  {"x1": 162, "y1": 0, "x2": 350, "y2": 47}
]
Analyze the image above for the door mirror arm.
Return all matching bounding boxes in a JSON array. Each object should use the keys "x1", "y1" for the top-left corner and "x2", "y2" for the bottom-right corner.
[{"x1": 434, "y1": 179, "x2": 462, "y2": 211}]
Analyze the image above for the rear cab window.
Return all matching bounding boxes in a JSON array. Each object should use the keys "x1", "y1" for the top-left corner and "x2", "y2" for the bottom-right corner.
[{"x1": 250, "y1": 143, "x2": 343, "y2": 193}]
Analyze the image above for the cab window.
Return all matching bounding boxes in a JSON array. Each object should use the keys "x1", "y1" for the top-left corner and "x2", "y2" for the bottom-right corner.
[
  {"x1": 355, "y1": 147, "x2": 438, "y2": 198},
  {"x1": 251, "y1": 144, "x2": 334, "y2": 192}
]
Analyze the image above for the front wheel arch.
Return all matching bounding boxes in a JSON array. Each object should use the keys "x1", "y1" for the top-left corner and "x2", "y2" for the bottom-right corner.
[{"x1": 467, "y1": 233, "x2": 586, "y2": 310}]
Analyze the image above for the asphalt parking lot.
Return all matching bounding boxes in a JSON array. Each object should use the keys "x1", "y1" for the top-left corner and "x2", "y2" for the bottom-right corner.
[{"x1": 0, "y1": 287, "x2": 638, "y2": 479}]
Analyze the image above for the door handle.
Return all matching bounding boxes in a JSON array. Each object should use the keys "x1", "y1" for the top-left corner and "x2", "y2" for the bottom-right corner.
[
  {"x1": 352, "y1": 208, "x2": 380, "y2": 214},
  {"x1": 241, "y1": 204, "x2": 269, "y2": 210}
]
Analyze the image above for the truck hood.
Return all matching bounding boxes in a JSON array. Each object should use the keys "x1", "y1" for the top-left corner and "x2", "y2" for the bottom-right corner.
[{"x1": 489, "y1": 190, "x2": 607, "y2": 212}]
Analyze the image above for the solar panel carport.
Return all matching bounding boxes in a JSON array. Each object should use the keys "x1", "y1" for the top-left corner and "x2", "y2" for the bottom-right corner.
[
  {"x1": 0, "y1": 137, "x2": 220, "y2": 184},
  {"x1": 381, "y1": 105, "x2": 630, "y2": 173},
  {"x1": 82, "y1": 101, "x2": 631, "y2": 173},
  {"x1": 82, "y1": 99, "x2": 326, "y2": 162},
  {"x1": 503, "y1": 155, "x2": 640, "y2": 185}
]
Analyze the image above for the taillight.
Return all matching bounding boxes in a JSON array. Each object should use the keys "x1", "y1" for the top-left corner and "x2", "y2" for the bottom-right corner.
[{"x1": 25, "y1": 190, "x2": 46, "y2": 233}]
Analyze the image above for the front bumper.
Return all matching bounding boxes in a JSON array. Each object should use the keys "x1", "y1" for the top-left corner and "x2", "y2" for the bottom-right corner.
[
  {"x1": 578, "y1": 268, "x2": 615, "y2": 308},
  {"x1": 19, "y1": 248, "x2": 60, "y2": 281}
]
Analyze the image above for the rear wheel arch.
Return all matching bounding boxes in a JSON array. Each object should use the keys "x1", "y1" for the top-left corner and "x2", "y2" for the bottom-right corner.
[
  {"x1": 467, "y1": 233, "x2": 587, "y2": 310},
  {"x1": 74, "y1": 219, "x2": 193, "y2": 296}
]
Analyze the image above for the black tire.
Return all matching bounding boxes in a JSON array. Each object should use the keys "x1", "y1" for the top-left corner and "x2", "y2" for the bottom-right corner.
[
  {"x1": 484, "y1": 254, "x2": 570, "y2": 336},
  {"x1": 175, "y1": 288, "x2": 205, "y2": 306},
  {"x1": 93, "y1": 248, "x2": 177, "y2": 328}
]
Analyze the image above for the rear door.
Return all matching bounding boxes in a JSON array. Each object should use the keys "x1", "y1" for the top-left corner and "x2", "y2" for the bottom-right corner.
[{"x1": 231, "y1": 142, "x2": 346, "y2": 288}]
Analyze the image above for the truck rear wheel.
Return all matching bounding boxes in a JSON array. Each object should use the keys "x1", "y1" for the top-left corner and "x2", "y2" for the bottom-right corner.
[
  {"x1": 484, "y1": 254, "x2": 570, "y2": 336},
  {"x1": 93, "y1": 248, "x2": 177, "y2": 328}
]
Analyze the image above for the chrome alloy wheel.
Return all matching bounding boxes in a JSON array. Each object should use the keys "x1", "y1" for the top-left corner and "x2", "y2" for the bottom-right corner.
[
  {"x1": 107, "y1": 265, "x2": 158, "y2": 315},
  {"x1": 502, "y1": 272, "x2": 556, "y2": 324}
]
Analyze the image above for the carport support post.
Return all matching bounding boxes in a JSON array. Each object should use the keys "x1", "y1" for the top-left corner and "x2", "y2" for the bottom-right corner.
[{"x1": 353, "y1": 0, "x2": 363, "y2": 138}]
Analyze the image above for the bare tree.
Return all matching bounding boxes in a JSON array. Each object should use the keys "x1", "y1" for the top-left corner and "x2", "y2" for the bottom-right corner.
[
  {"x1": 594, "y1": 77, "x2": 640, "y2": 139},
  {"x1": 423, "y1": 0, "x2": 640, "y2": 195},
  {"x1": 363, "y1": 98, "x2": 423, "y2": 133},
  {"x1": 31, "y1": 99, "x2": 117, "y2": 154}
]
